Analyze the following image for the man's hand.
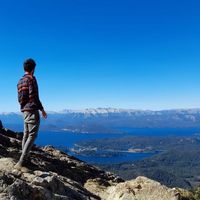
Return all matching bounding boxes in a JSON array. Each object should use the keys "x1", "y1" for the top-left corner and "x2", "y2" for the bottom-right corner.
[{"x1": 41, "y1": 109, "x2": 47, "y2": 119}]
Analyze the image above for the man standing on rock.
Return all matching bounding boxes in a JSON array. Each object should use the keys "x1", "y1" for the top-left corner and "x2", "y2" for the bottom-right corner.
[{"x1": 15, "y1": 58, "x2": 47, "y2": 171}]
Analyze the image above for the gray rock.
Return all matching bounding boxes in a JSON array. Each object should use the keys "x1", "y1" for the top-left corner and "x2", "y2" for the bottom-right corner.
[{"x1": 85, "y1": 176, "x2": 195, "y2": 200}]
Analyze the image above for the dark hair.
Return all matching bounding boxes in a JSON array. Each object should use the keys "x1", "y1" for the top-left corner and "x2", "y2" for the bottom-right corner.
[{"x1": 23, "y1": 58, "x2": 36, "y2": 72}]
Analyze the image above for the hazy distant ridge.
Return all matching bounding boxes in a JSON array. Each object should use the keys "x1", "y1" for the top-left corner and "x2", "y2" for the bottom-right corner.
[{"x1": 1, "y1": 108, "x2": 200, "y2": 132}]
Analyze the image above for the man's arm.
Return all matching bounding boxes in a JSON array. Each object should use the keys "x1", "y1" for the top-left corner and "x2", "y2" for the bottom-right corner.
[
  {"x1": 41, "y1": 109, "x2": 47, "y2": 119},
  {"x1": 17, "y1": 78, "x2": 29, "y2": 105},
  {"x1": 29, "y1": 78, "x2": 47, "y2": 119}
]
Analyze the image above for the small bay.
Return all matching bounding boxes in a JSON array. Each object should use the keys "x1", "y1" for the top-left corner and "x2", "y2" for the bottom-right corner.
[{"x1": 35, "y1": 128, "x2": 198, "y2": 164}]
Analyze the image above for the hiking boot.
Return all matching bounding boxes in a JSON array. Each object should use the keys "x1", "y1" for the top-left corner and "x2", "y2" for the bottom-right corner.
[
  {"x1": 14, "y1": 162, "x2": 30, "y2": 173},
  {"x1": 21, "y1": 166, "x2": 30, "y2": 173},
  {"x1": 14, "y1": 162, "x2": 22, "y2": 171}
]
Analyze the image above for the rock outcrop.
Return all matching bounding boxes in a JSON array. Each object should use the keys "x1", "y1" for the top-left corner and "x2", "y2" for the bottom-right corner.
[
  {"x1": 0, "y1": 126, "x2": 196, "y2": 200},
  {"x1": 85, "y1": 176, "x2": 196, "y2": 200},
  {"x1": 0, "y1": 120, "x2": 3, "y2": 129}
]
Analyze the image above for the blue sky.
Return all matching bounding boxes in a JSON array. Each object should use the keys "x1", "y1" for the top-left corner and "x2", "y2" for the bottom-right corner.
[{"x1": 0, "y1": 0, "x2": 200, "y2": 111}]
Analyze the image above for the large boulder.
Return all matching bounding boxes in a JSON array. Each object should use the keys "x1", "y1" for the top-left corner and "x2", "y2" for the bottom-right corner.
[{"x1": 85, "y1": 176, "x2": 195, "y2": 200}]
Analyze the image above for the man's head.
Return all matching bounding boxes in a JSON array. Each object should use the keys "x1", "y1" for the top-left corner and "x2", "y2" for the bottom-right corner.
[{"x1": 23, "y1": 58, "x2": 36, "y2": 73}]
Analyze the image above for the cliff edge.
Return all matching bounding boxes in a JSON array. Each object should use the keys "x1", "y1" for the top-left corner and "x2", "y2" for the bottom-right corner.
[{"x1": 0, "y1": 123, "x2": 196, "y2": 200}]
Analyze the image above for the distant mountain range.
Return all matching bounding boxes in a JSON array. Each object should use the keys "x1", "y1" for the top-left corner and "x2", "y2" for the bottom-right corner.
[{"x1": 1, "y1": 108, "x2": 200, "y2": 132}]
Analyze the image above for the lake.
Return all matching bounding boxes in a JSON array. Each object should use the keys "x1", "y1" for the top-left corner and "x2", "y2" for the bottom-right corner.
[{"x1": 35, "y1": 128, "x2": 198, "y2": 164}]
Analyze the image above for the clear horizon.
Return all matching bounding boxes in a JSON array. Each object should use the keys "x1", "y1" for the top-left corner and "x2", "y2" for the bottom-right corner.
[
  {"x1": 1, "y1": 107, "x2": 200, "y2": 114},
  {"x1": 0, "y1": 0, "x2": 200, "y2": 112}
]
